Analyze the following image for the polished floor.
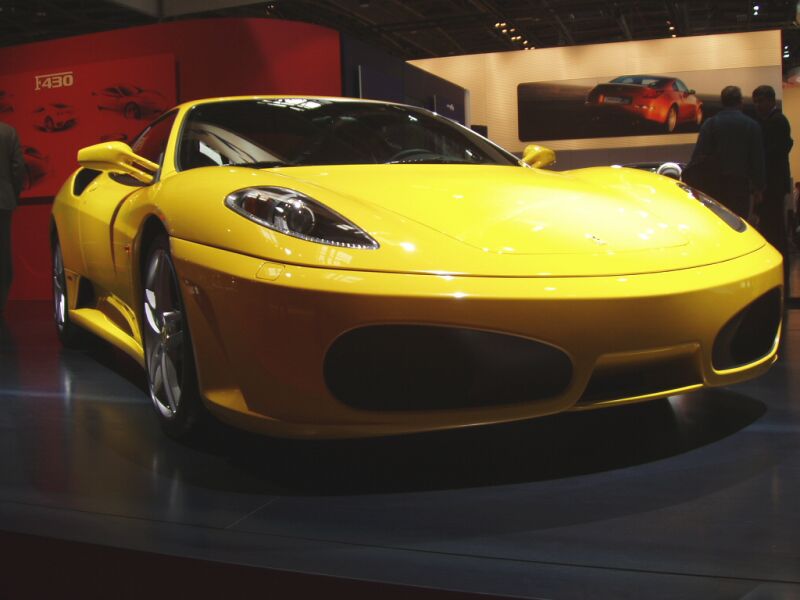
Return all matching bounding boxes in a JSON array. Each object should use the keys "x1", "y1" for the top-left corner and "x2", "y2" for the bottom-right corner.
[{"x1": 1, "y1": 299, "x2": 799, "y2": 599}]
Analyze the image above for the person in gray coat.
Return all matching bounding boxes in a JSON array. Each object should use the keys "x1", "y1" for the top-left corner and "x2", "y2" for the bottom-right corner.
[{"x1": 0, "y1": 121, "x2": 25, "y2": 315}]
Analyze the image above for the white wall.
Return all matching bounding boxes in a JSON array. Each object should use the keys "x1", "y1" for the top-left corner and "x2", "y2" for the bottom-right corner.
[{"x1": 410, "y1": 31, "x2": 783, "y2": 155}]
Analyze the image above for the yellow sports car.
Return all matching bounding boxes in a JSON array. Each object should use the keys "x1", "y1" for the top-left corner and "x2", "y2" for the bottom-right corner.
[{"x1": 51, "y1": 96, "x2": 782, "y2": 441}]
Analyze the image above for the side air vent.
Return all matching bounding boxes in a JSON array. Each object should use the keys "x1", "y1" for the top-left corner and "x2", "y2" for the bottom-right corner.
[
  {"x1": 713, "y1": 287, "x2": 782, "y2": 370},
  {"x1": 73, "y1": 169, "x2": 101, "y2": 196}
]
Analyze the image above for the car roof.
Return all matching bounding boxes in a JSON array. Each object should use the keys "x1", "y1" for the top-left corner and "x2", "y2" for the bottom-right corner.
[{"x1": 172, "y1": 95, "x2": 405, "y2": 113}]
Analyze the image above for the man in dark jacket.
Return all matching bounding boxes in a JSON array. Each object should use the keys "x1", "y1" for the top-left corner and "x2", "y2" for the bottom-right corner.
[
  {"x1": 688, "y1": 85, "x2": 765, "y2": 219},
  {"x1": 0, "y1": 121, "x2": 25, "y2": 316},
  {"x1": 752, "y1": 84, "x2": 793, "y2": 288}
]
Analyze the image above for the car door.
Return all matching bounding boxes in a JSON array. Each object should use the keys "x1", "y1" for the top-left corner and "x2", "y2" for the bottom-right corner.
[
  {"x1": 77, "y1": 111, "x2": 177, "y2": 301},
  {"x1": 673, "y1": 79, "x2": 694, "y2": 121}
]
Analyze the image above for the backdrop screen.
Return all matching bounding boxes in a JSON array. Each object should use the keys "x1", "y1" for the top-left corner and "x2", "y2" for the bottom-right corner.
[{"x1": 0, "y1": 54, "x2": 176, "y2": 199}]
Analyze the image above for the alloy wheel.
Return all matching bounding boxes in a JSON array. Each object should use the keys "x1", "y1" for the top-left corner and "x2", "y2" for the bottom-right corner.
[
  {"x1": 143, "y1": 247, "x2": 186, "y2": 419},
  {"x1": 53, "y1": 243, "x2": 67, "y2": 331}
]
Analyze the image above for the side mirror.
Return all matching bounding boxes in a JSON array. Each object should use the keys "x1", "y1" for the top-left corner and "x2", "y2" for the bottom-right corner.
[
  {"x1": 77, "y1": 141, "x2": 157, "y2": 184},
  {"x1": 521, "y1": 144, "x2": 556, "y2": 169}
]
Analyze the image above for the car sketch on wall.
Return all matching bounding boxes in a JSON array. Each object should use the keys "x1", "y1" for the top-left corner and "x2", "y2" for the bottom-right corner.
[
  {"x1": 51, "y1": 96, "x2": 782, "y2": 443},
  {"x1": 585, "y1": 75, "x2": 703, "y2": 132},
  {"x1": 99, "y1": 132, "x2": 129, "y2": 142},
  {"x1": 33, "y1": 103, "x2": 77, "y2": 132},
  {"x1": 0, "y1": 90, "x2": 13, "y2": 113},
  {"x1": 22, "y1": 145, "x2": 50, "y2": 190},
  {"x1": 93, "y1": 84, "x2": 166, "y2": 119}
]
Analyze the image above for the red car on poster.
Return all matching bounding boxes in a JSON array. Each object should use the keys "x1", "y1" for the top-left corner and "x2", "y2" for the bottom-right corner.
[
  {"x1": 586, "y1": 75, "x2": 703, "y2": 132},
  {"x1": 33, "y1": 103, "x2": 77, "y2": 132},
  {"x1": 93, "y1": 84, "x2": 166, "y2": 119},
  {"x1": 21, "y1": 145, "x2": 49, "y2": 190}
]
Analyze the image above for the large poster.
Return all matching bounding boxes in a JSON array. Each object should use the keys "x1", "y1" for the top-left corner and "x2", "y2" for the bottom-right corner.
[
  {"x1": 0, "y1": 54, "x2": 176, "y2": 199},
  {"x1": 518, "y1": 65, "x2": 778, "y2": 142}
]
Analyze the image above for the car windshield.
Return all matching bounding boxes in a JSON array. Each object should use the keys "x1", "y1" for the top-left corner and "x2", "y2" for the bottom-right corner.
[
  {"x1": 610, "y1": 76, "x2": 667, "y2": 88},
  {"x1": 177, "y1": 98, "x2": 518, "y2": 170}
]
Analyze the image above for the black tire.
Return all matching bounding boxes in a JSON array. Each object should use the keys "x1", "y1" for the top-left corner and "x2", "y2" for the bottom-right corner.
[
  {"x1": 141, "y1": 234, "x2": 208, "y2": 440},
  {"x1": 52, "y1": 237, "x2": 85, "y2": 347},
  {"x1": 665, "y1": 105, "x2": 678, "y2": 133}
]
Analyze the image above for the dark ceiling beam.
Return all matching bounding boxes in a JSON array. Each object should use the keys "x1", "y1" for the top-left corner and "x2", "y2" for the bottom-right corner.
[
  {"x1": 540, "y1": 0, "x2": 576, "y2": 45},
  {"x1": 663, "y1": 0, "x2": 688, "y2": 35},
  {"x1": 310, "y1": 0, "x2": 442, "y2": 58},
  {"x1": 464, "y1": 0, "x2": 529, "y2": 51},
  {"x1": 607, "y1": 0, "x2": 633, "y2": 40},
  {"x1": 386, "y1": 0, "x2": 468, "y2": 55}
]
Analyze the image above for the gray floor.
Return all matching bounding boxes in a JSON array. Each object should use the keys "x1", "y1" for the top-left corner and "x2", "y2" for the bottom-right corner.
[{"x1": 1, "y1": 300, "x2": 799, "y2": 599}]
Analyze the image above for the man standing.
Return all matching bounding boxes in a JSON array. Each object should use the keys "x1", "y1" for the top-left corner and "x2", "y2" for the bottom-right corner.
[
  {"x1": 0, "y1": 121, "x2": 25, "y2": 316},
  {"x1": 688, "y1": 85, "x2": 764, "y2": 219},
  {"x1": 752, "y1": 84, "x2": 793, "y2": 288}
]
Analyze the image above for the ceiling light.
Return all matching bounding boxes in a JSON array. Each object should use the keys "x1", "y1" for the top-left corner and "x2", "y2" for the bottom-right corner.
[
  {"x1": 669, "y1": 25, "x2": 675, "y2": 31},
  {"x1": 502, "y1": 28, "x2": 508, "y2": 33}
]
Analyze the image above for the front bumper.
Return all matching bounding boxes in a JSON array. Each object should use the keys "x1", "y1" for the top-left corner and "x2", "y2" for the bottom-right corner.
[{"x1": 172, "y1": 238, "x2": 782, "y2": 438}]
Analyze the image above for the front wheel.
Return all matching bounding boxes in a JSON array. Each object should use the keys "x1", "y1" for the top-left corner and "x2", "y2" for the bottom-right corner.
[
  {"x1": 142, "y1": 235, "x2": 207, "y2": 440},
  {"x1": 52, "y1": 237, "x2": 85, "y2": 347}
]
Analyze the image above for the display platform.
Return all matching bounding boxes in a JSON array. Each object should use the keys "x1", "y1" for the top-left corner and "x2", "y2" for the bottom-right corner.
[{"x1": 1, "y1": 300, "x2": 799, "y2": 599}]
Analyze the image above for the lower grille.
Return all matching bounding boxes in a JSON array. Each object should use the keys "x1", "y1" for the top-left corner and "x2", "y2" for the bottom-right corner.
[
  {"x1": 324, "y1": 325, "x2": 572, "y2": 411},
  {"x1": 578, "y1": 352, "x2": 700, "y2": 406}
]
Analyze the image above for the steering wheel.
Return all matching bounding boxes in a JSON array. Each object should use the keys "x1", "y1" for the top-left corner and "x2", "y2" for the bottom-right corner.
[{"x1": 386, "y1": 148, "x2": 437, "y2": 163}]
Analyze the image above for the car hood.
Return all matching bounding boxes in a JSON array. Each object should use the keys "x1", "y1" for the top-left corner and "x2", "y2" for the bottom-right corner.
[
  {"x1": 286, "y1": 164, "x2": 690, "y2": 255},
  {"x1": 166, "y1": 164, "x2": 766, "y2": 277}
]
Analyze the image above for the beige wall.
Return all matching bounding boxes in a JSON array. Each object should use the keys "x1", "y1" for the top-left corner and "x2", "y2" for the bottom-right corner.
[{"x1": 410, "y1": 31, "x2": 782, "y2": 155}]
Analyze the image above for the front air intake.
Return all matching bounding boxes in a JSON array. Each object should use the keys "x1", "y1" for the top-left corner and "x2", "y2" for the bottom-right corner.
[
  {"x1": 324, "y1": 325, "x2": 572, "y2": 411},
  {"x1": 712, "y1": 287, "x2": 782, "y2": 370}
]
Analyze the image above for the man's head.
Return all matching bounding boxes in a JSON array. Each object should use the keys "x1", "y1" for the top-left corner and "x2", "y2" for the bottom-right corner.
[
  {"x1": 721, "y1": 85, "x2": 743, "y2": 108},
  {"x1": 752, "y1": 84, "x2": 777, "y2": 118}
]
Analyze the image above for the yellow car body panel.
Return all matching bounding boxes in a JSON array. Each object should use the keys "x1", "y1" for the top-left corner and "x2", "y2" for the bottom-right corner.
[{"x1": 50, "y1": 95, "x2": 783, "y2": 439}]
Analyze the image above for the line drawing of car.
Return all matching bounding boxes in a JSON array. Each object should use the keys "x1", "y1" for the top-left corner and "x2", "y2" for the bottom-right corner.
[
  {"x1": 99, "y1": 132, "x2": 129, "y2": 142},
  {"x1": 92, "y1": 84, "x2": 166, "y2": 120},
  {"x1": 586, "y1": 75, "x2": 703, "y2": 132},
  {"x1": 33, "y1": 103, "x2": 77, "y2": 132},
  {"x1": 21, "y1": 145, "x2": 50, "y2": 190},
  {"x1": 51, "y1": 96, "x2": 781, "y2": 442},
  {"x1": 0, "y1": 90, "x2": 13, "y2": 113}
]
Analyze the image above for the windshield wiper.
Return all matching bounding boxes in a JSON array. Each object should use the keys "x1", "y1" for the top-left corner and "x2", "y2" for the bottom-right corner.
[
  {"x1": 387, "y1": 157, "x2": 477, "y2": 165},
  {"x1": 236, "y1": 160, "x2": 289, "y2": 169}
]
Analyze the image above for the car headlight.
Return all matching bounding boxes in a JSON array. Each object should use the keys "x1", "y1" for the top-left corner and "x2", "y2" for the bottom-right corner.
[
  {"x1": 225, "y1": 187, "x2": 379, "y2": 249},
  {"x1": 677, "y1": 183, "x2": 746, "y2": 233}
]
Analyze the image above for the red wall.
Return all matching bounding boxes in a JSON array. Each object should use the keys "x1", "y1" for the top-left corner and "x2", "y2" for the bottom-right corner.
[{"x1": 0, "y1": 18, "x2": 342, "y2": 300}]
